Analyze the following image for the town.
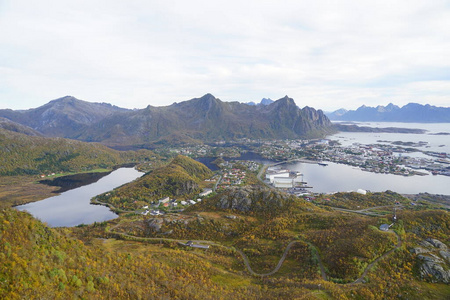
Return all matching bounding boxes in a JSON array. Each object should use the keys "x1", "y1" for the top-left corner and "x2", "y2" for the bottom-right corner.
[{"x1": 161, "y1": 138, "x2": 450, "y2": 177}]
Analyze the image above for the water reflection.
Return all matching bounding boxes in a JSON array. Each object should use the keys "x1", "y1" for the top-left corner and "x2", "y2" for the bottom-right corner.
[
  {"x1": 16, "y1": 168, "x2": 143, "y2": 227},
  {"x1": 282, "y1": 161, "x2": 450, "y2": 195}
]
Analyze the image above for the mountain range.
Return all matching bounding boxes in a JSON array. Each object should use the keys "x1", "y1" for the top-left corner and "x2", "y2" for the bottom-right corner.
[
  {"x1": 327, "y1": 103, "x2": 450, "y2": 123},
  {"x1": 0, "y1": 94, "x2": 334, "y2": 147}
]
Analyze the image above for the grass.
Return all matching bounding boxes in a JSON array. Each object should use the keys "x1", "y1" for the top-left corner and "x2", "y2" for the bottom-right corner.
[
  {"x1": 0, "y1": 175, "x2": 59, "y2": 208},
  {"x1": 0, "y1": 169, "x2": 114, "y2": 208},
  {"x1": 211, "y1": 274, "x2": 251, "y2": 288}
]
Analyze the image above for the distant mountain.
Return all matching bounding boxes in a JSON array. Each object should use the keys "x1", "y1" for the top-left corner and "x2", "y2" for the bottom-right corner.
[
  {"x1": 245, "y1": 98, "x2": 274, "y2": 106},
  {"x1": 1, "y1": 94, "x2": 334, "y2": 147},
  {"x1": 327, "y1": 103, "x2": 450, "y2": 123},
  {"x1": 260, "y1": 98, "x2": 274, "y2": 105},
  {"x1": 0, "y1": 96, "x2": 130, "y2": 137},
  {"x1": 76, "y1": 94, "x2": 335, "y2": 147}
]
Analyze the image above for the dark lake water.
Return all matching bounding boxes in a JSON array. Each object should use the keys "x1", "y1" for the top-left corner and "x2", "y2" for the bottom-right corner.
[{"x1": 15, "y1": 168, "x2": 143, "y2": 227}]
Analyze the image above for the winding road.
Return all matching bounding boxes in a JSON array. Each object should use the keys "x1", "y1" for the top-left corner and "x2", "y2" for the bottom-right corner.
[{"x1": 107, "y1": 223, "x2": 402, "y2": 284}]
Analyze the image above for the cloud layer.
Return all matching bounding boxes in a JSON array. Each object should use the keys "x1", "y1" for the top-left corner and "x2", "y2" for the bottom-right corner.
[{"x1": 1, "y1": 0, "x2": 449, "y2": 110}]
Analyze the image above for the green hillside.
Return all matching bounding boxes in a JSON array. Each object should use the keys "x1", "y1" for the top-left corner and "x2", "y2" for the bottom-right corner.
[
  {"x1": 95, "y1": 155, "x2": 213, "y2": 210},
  {"x1": 0, "y1": 128, "x2": 153, "y2": 176}
]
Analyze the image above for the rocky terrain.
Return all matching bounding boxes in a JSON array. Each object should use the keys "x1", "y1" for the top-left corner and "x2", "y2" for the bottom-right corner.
[{"x1": 411, "y1": 238, "x2": 450, "y2": 283}]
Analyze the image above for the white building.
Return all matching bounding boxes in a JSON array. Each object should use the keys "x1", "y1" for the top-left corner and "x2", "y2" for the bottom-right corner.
[
  {"x1": 266, "y1": 169, "x2": 290, "y2": 183},
  {"x1": 158, "y1": 197, "x2": 170, "y2": 204},
  {"x1": 199, "y1": 189, "x2": 212, "y2": 197},
  {"x1": 273, "y1": 174, "x2": 303, "y2": 188}
]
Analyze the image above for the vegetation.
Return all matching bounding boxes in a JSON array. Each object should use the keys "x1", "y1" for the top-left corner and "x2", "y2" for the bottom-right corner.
[
  {"x1": 315, "y1": 190, "x2": 409, "y2": 210},
  {"x1": 0, "y1": 128, "x2": 156, "y2": 176},
  {"x1": 95, "y1": 155, "x2": 213, "y2": 210}
]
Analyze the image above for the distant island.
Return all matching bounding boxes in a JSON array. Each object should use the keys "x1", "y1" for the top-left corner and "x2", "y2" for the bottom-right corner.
[{"x1": 327, "y1": 103, "x2": 450, "y2": 123}]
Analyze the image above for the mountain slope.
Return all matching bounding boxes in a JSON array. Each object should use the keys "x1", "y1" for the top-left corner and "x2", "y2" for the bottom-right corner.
[
  {"x1": 327, "y1": 103, "x2": 450, "y2": 122},
  {"x1": 0, "y1": 96, "x2": 130, "y2": 137},
  {"x1": 0, "y1": 128, "x2": 152, "y2": 176},
  {"x1": 77, "y1": 94, "x2": 335, "y2": 146},
  {"x1": 0, "y1": 117, "x2": 42, "y2": 136}
]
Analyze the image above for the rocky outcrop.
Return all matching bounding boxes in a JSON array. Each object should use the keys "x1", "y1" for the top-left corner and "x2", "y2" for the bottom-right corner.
[
  {"x1": 215, "y1": 186, "x2": 294, "y2": 214},
  {"x1": 412, "y1": 238, "x2": 450, "y2": 283}
]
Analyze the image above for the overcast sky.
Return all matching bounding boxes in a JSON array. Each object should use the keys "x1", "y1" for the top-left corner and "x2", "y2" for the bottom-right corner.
[{"x1": 1, "y1": 0, "x2": 449, "y2": 111}]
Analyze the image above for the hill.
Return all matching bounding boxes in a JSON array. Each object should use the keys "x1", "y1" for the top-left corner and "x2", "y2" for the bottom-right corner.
[
  {"x1": 0, "y1": 117, "x2": 42, "y2": 136},
  {"x1": 327, "y1": 103, "x2": 450, "y2": 123},
  {"x1": 0, "y1": 208, "x2": 266, "y2": 299},
  {"x1": 0, "y1": 96, "x2": 129, "y2": 137},
  {"x1": 0, "y1": 128, "x2": 152, "y2": 176},
  {"x1": 95, "y1": 155, "x2": 213, "y2": 210}
]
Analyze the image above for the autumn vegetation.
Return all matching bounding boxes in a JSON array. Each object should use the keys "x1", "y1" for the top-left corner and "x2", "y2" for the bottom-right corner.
[{"x1": 0, "y1": 133, "x2": 449, "y2": 299}]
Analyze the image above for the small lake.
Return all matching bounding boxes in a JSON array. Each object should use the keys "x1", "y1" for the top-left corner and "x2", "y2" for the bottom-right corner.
[
  {"x1": 16, "y1": 168, "x2": 143, "y2": 227},
  {"x1": 281, "y1": 161, "x2": 450, "y2": 195}
]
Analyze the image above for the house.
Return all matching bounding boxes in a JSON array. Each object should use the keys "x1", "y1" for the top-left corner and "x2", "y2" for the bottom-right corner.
[
  {"x1": 189, "y1": 200, "x2": 196, "y2": 205},
  {"x1": 379, "y1": 224, "x2": 392, "y2": 231},
  {"x1": 180, "y1": 201, "x2": 187, "y2": 206}
]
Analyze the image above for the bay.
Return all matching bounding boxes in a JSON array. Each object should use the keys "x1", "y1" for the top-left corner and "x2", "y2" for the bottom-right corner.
[
  {"x1": 281, "y1": 161, "x2": 450, "y2": 195},
  {"x1": 329, "y1": 122, "x2": 450, "y2": 153},
  {"x1": 15, "y1": 168, "x2": 143, "y2": 227}
]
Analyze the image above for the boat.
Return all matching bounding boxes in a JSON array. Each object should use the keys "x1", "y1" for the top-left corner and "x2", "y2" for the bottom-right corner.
[{"x1": 318, "y1": 162, "x2": 328, "y2": 166}]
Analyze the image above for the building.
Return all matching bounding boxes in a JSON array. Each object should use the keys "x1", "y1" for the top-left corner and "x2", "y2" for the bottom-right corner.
[
  {"x1": 158, "y1": 197, "x2": 170, "y2": 205},
  {"x1": 199, "y1": 189, "x2": 212, "y2": 197},
  {"x1": 272, "y1": 172, "x2": 303, "y2": 188},
  {"x1": 379, "y1": 224, "x2": 392, "y2": 231},
  {"x1": 266, "y1": 169, "x2": 290, "y2": 183}
]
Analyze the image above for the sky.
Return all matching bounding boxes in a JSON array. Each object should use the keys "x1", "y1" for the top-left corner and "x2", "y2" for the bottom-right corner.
[{"x1": 1, "y1": 0, "x2": 449, "y2": 111}]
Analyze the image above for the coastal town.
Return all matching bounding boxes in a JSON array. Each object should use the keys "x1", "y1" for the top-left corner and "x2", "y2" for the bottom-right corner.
[{"x1": 163, "y1": 138, "x2": 450, "y2": 177}]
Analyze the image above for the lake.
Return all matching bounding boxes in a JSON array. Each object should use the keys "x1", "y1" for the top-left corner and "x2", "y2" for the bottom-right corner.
[{"x1": 16, "y1": 168, "x2": 143, "y2": 227}]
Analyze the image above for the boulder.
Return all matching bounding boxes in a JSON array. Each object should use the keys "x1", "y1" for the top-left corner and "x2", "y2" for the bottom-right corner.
[
  {"x1": 419, "y1": 261, "x2": 450, "y2": 283},
  {"x1": 426, "y1": 238, "x2": 448, "y2": 250},
  {"x1": 411, "y1": 247, "x2": 430, "y2": 254},
  {"x1": 439, "y1": 250, "x2": 450, "y2": 263}
]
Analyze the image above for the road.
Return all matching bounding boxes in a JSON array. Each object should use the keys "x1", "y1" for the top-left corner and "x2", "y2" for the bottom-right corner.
[{"x1": 106, "y1": 204, "x2": 402, "y2": 283}]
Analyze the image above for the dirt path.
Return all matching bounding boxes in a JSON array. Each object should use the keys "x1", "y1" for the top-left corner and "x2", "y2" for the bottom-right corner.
[
  {"x1": 351, "y1": 230, "x2": 402, "y2": 284},
  {"x1": 106, "y1": 211, "x2": 402, "y2": 283}
]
